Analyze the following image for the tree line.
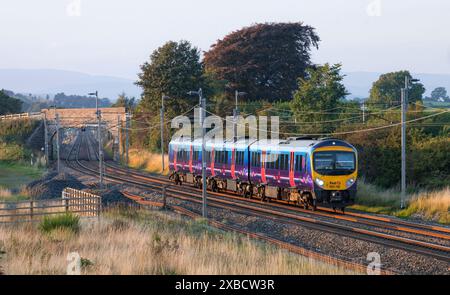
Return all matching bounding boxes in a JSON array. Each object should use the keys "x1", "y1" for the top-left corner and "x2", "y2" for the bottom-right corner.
[{"x1": 128, "y1": 22, "x2": 449, "y2": 190}]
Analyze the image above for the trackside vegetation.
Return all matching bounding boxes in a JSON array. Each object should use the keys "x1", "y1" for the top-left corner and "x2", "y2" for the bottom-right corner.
[{"x1": 0, "y1": 208, "x2": 359, "y2": 275}]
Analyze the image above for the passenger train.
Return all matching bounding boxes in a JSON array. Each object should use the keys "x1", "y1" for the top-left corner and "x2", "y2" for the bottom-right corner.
[{"x1": 168, "y1": 137, "x2": 358, "y2": 211}]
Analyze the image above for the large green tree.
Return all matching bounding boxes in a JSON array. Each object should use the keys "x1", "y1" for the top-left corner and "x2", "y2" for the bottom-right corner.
[
  {"x1": 368, "y1": 71, "x2": 425, "y2": 108},
  {"x1": 0, "y1": 90, "x2": 23, "y2": 115},
  {"x1": 290, "y1": 63, "x2": 348, "y2": 133},
  {"x1": 135, "y1": 40, "x2": 205, "y2": 149},
  {"x1": 204, "y1": 22, "x2": 320, "y2": 102},
  {"x1": 430, "y1": 87, "x2": 448, "y2": 101}
]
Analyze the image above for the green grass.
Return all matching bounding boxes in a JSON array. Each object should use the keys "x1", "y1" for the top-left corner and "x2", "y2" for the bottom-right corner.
[
  {"x1": 39, "y1": 213, "x2": 80, "y2": 234},
  {"x1": 0, "y1": 161, "x2": 44, "y2": 189}
]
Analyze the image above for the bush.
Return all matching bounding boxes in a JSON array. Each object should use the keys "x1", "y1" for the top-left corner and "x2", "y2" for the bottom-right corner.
[
  {"x1": 39, "y1": 213, "x2": 80, "y2": 234},
  {"x1": 0, "y1": 119, "x2": 39, "y2": 144},
  {"x1": 342, "y1": 124, "x2": 450, "y2": 190},
  {"x1": 0, "y1": 142, "x2": 27, "y2": 161}
]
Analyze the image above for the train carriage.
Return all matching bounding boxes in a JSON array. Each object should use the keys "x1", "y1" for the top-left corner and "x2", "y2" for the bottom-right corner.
[{"x1": 169, "y1": 136, "x2": 357, "y2": 211}]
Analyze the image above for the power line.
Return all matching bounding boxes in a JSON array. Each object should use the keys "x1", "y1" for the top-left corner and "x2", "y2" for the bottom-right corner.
[{"x1": 205, "y1": 109, "x2": 450, "y2": 137}]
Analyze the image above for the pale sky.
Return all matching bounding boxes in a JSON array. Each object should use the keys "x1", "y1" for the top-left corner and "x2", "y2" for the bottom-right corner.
[{"x1": 1, "y1": 0, "x2": 449, "y2": 79}]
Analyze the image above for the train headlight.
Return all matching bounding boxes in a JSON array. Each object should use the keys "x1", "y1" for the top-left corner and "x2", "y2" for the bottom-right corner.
[
  {"x1": 346, "y1": 178, "x2": 355, "y2": 188},
  {"x1": 315, "y1": 178, "x2": 325, "y2": 187}
]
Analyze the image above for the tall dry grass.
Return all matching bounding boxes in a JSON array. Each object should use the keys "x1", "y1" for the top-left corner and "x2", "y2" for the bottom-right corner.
[
  {"x1": 128, "y1": 149, "x2": 169, "y2": 175},
  {"x1": 354, "y1": 180, "x2": 450, "y2": 224},
  {"x1": 0, "y1": 208, "x2": 358, "y2": 275},
  {"x1": 0, "y1": 186, "x2": 29, "y2": 202},
  {"x1": 0, "y1": 188, "x2": 12, "y2": 198},
  {"x1": 398, "y1": 188, "x2": 450, "y2": 224}
]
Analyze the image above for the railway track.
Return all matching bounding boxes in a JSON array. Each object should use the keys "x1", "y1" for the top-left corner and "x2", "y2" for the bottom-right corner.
[
  {"x1": 84, "y1": 132, "x2": 450, "y2": 239},
  {"x1": 105, "y1": 162, "x2": 450, "y2": 240},
  {"x1": 68, "y1": 132, "x2": 450, "y2": 268}
]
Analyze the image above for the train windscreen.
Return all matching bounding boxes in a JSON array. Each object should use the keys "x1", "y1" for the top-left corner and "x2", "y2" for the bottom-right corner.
[{"x1": 313, "y1": 151, "x2": 356, "y2": 175}]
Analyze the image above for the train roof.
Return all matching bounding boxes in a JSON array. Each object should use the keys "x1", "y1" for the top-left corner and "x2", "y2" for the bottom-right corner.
[{"x1": 169, "y1": 137, "x2": 356, "y2": 152}]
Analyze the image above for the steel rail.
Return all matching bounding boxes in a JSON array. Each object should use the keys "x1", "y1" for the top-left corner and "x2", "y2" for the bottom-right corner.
[{"x1": 101, "y1": 159, "x2": 450, "y2": 240}]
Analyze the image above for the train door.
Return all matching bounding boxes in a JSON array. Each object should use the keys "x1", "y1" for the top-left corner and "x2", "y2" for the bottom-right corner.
[
  {"x1": 261, "y1": 150, "x2": 267, "y2": 183},
  {"x1": 289, "y1": 151, "x2": 295, "y2": 187},
  {"x1": 231, "y1": 148, "x2": 236, "y2": 179}
]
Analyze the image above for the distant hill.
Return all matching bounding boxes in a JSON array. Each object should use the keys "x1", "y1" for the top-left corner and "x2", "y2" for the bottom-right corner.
[
  {"x1": 1, "y1": 68, "x2": 449, "y2": 103},
  {"x1": 0, "y1": 69, "x2": 141, "y2": 101},
  {"x1": 343, "y1": 71, "x2": 450, "y2": 99}
]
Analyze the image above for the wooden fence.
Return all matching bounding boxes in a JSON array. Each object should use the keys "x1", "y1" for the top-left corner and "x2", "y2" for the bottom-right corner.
[
  {"x1": 0, "y1": 188, "x2": 101, "y2": 224},
  {"x1": 0, "y1": 112, "x2": 42, "y2": 121}
]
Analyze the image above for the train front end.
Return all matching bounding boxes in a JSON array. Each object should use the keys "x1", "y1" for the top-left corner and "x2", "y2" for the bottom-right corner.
[{"x1": 311, "y1": 140, "x2": 358, "y2": 210}]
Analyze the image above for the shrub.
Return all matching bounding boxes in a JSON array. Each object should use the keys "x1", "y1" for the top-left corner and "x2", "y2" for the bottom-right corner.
[
  {"x1": 0, "y1": 119, "x2": 39, "y2": 144},
  {"x1": 39, "y1": 213, "x2": 80, "y2": 234},
  {"x1": 0, "y1": 142, "x2": 27, "y2": 161}
]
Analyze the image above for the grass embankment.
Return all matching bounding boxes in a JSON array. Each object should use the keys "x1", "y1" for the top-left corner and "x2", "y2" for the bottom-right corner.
[
  {"x1": 128, "y1": 149, "x2": 168, "y2": 175},
  {"x1": 352, "y1": 181, "x2": 450, "y2": 224},
  {"x1": 0, "y1": 208, "x2": 359, "y2": 275},
  {"x1": 0, "y1": 162, "x2": 44, "y2": 202}
]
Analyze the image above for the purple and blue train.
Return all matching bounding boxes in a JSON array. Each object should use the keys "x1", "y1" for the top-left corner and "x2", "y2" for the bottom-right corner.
[{"x1": 168, "y1": 137, "x2": 358, "y2": 211}]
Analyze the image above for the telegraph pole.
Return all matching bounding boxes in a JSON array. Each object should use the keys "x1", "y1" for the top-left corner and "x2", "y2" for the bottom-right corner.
[
  {"x1": 233, "y1": 91, "x2": 239, "y2": 141},
  {"x1": 116, "y1": 114, "x2": 120, "y2": 162},
  {"x1": 188, "y1": 89, "x2": 207, "y2": 218},
  {"x1": 400, "y1": 76, "x2": 420, "y2": 209},
  {"x1": 233, "y1": 91, "x2": 246, "y2": 141},
  {"x1": 43, "y1": 112, "x2": 49, "y2": 167},
  {"x1": 89, "y1": 91, "x2": 103, "y2": 187},
  {"x1": 55, "y1": 112, "x2": 61, "y2": 173},
  {"x1": 97, "y1": 109, "x2": 103, "y2": 189},
  {"x1": 362, "y1": 102, "x2": 366, "y2": 123},
  {"x1": 200, "y1": 90, "x2": 207, "y2": 218},
  {"x1": 125, "y1": 112, "x2": 130, "y2": 166},
  {"x1": 401, "y1": 85, "x2": 406, "y2": 209},
  {"x1": 161, "y1": 95, "x2": 170, "y2": 174}
]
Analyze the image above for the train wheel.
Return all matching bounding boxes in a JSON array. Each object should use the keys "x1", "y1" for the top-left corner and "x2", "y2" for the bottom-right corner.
[
  {"x1": 211, "y1": 180, "x2": 218, "y2": 192},
  {"x1": 259, "y1": 186, "x2": 266, "y2": 202},
  {"x1": 311, "y1": 199, "x2": 317, "y2": 211},
  {"x1": 174, "y1": 173, "x2": 182, "y2": 186}
]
